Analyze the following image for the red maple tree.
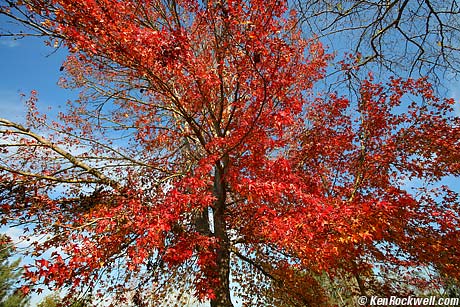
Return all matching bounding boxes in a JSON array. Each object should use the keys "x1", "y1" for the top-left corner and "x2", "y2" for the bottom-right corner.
[{"x1": 1, "y1": 1, "x2": 459, "y2": 306}]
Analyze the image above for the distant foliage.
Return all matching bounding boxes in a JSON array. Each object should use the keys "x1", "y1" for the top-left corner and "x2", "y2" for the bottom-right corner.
[
  {"x1": 0, "y1": 235, "x2": 29, "y2": 307},
  {"x1": 37, "y1": 293, "x2": 90, "y2": 307}
]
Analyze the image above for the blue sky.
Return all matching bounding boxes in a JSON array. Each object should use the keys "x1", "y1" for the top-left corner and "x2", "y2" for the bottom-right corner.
[{"x1": 0, "y1": 35, "x2": 71, "y2": 122}]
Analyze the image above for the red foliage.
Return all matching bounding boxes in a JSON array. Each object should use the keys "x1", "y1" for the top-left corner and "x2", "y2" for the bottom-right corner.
[{"x1": 1, "y1": 0, "x2": 459, "y2": 305}]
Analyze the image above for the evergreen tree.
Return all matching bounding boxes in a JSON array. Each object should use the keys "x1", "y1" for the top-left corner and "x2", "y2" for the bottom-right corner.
[
  {"x1": 38, "y1": 293, "x2": 91, "y2": 307},
  {"x1": 0, "y1": 235, "x2": 29, "y2": 307}
]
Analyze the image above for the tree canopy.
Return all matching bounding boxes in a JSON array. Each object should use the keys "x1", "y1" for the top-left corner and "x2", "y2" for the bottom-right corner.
[{"x1": 0, "y1": 1, "x2": 459, "y2": 306}]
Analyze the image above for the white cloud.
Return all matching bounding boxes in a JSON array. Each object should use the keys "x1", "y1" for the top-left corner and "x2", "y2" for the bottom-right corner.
[
  {"x1": 0, "y1": 90, "x2": 26, "y2": 121},
  {"x1": 448, "y1": 79, "x2": 460, "y2": 116},
  {"x1": 0, "y1": 39, "x2": 20, "y2": 48},
  {"x1": 454, "y1": 101, "x2": 460, "y2": 117},
  {"x1": 1, "y1": 225, "x2": 26, "y2": 246}
]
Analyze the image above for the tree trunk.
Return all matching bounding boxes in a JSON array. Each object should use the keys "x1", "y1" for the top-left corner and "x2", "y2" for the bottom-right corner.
[
  {"x1": 210, "y1": 162, "x2": 233, "y2": 307},
  {"x1": 210, "y1": 223, "x2": 232, "y2": 307}
]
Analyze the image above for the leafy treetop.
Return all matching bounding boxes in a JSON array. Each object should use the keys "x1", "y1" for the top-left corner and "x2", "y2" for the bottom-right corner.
[{"x1": 0, "y1": 1, "x2": 459, "y2": 306}]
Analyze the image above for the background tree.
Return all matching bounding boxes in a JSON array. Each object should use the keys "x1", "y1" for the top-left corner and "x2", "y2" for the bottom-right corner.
[
  {"x1": 0, "y1": 235, "x2": 29, "y2": 307},
  {"x1": 37, "y1": 293, "x2": 90, "y2": 307},
  {"x1": 295, "y1": 0, "x2": 460, "y2": 85},
  {"x1": 37, "y1": 294, "x2": 60, "y2": 307},
  {"x1": 0, "y1": 1, "x2": 459, "y2": 307}
]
